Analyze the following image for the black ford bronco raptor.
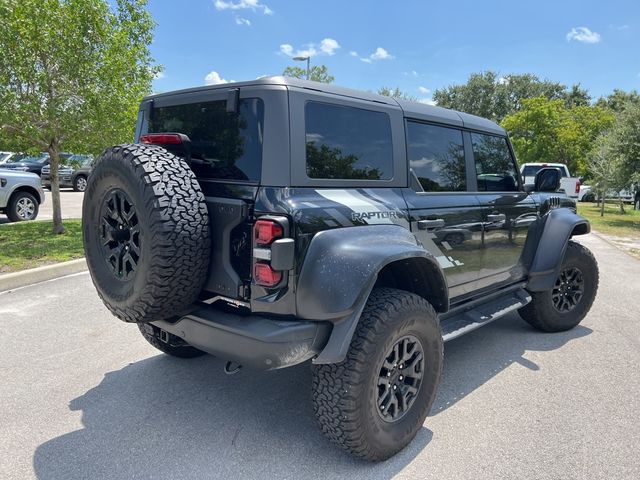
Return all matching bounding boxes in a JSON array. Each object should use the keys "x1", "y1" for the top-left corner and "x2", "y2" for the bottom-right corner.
[{"x1": 83, "y1": 77, "x2": 598, "y2": 461}]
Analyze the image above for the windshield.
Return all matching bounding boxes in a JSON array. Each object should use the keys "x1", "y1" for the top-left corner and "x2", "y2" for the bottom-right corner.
[
  {"x1": 61, "y1": 154, "x2": 93, "y2": 168},
  {"x1": 522, "y1": 165, "x2": 567, "y2": 178}
]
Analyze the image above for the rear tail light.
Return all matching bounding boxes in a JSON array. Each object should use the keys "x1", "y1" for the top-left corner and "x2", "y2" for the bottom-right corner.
[
  {"x1": 254, "y1": 262, "x2": 282, "y2": 287},
  {"x1": 139, "y1": 133, "x2": 183, "y2": 145},
  {"x1": 575, "y1": 179, "x2": 581, "y2": 194},
  {"x1": 254, "y1": 219, "x2": 283, "y2": 245},
  {"x1": 252, "y1": 217, "x2": 291, "y2": 287}
]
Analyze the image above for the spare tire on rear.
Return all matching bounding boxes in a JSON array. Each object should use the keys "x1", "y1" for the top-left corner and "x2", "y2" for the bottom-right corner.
[{"x1": 82, "y1": 144, "x2": 211, "y2": 323}]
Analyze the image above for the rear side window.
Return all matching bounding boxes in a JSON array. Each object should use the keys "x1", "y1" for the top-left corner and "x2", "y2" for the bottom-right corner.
[
  {"x1": 471, "y1": 133, "x2": 519, "y2": 192},
  {"x1": 305, "y1": 102, "x2": 393, "y2": 180},
  {"x1": 150, "y1": 98, "x2": 264, "y2": 182},
  {"x1": 406, "y1": 122, "x2": 466, "y2": 191}
]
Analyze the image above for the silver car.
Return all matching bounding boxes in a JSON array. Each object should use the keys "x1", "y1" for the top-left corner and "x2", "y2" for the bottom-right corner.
[{"x1": 0, "y1": 170, "x2": 45, "y2": 221}]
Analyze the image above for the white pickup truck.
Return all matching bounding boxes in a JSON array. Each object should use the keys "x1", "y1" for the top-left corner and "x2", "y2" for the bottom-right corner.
[{"x1": 520, "y1": 163, "x2": 580, "y2": 198}]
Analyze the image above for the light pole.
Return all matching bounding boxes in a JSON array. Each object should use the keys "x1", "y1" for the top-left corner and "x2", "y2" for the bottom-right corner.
[{"x1": 293, "y1": 55, "x2": 310, "y2": 80}]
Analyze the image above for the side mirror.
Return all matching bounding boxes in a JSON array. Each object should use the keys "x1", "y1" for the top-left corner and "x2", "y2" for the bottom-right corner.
[{"x1": 534, "y1": 167, "x2": 561, "y2": 192}]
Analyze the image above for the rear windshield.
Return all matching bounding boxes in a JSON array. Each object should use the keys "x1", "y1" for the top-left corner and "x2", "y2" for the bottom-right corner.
[
  {"x1": 149, "y1": 98, "x2": 264, "y2": 182},
  {"x1": 522, "y1": 165, "x2": 567, "y2": 177}
]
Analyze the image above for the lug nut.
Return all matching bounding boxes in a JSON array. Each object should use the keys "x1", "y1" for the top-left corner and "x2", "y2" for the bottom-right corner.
[
  {"x1": 393, "y1": 385, "x2": 397, "y2": 390},
  {"x1": 399, "y1": 375, "x2": 404, "y2": 381}
]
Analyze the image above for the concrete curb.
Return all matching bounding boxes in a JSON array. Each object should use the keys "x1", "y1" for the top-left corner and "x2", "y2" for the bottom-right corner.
[{"x1": 0, "y1": 258, "x2": 87, "y2": 293}]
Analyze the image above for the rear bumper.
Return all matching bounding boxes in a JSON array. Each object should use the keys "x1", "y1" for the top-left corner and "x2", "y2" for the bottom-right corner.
[{"x1": 151, "y1": 305, "x2": 331, "y2": 370}]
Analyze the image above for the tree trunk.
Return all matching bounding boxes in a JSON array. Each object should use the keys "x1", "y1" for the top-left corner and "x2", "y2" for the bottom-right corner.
[
  {"x1": 600, "y1": 187, "x2": 605, "y2": 217},
  {"x1": 48, "y1": 140, "x2": 65, "y2": 234},
  {"x1": 619, "y1": 199, "x2": 625, "y2": 214}
]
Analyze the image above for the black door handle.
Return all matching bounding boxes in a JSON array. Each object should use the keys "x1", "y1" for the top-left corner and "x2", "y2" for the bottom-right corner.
[
  {"x1": 487, "y1": 214, "x2": 506, "y2": 222},
  {"x1": 418, "y1": 219, "x2": 445, "y2": 230}
]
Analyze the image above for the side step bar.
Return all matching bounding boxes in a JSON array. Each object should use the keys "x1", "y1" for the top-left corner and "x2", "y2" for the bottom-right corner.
[{"x1": 440, "y1": 288, "x2": 531, "y2": 342}]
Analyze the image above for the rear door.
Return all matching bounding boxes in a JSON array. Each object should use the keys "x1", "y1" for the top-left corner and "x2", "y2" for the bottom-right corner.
[
  {"x1": 470, "y1": 132, "x2": 538, "y2": 290},
  {"x1": 402, "y1": 121, "x2": 486, "y2": 300}
]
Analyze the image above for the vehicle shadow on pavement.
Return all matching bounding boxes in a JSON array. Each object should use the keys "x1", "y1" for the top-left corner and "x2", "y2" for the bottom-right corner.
[{"x1": 32, "y1": 313, "x2": 591, "y2": 480}]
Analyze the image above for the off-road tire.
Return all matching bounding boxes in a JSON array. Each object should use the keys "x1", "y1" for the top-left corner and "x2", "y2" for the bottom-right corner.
[
  {"x1": 137, "y1": 324, "x2": 207, "y2": 358},
  {"x1": 520, "y1": 241, "x2": 598, "y2": 332},
  {"x1": 83, "y1": 144, "x2": 211, "y2": 323},
  {"x1": 312, "y1": 288, "x2": 443, "y2": 461},
  {"x1": 7, "y1": 191, "x2": 39, "y2": 222}
]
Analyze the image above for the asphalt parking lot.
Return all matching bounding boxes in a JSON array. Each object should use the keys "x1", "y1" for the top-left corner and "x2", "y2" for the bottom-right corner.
[{"x1": 0, "y1": 233, "x2": 638, "y2": 480}]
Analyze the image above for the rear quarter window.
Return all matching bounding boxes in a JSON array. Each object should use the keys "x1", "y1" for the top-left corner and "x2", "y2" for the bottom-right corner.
[
  {"x1": 150, "y1": 98, "x2": 264, "y2": 182},
  {"x1": 304, "y1": 102, "x2": 393, "y2": 180}
]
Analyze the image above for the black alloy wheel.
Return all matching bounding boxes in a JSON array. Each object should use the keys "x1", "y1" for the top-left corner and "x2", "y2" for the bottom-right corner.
[
  {"x1": 551, "y1": 267, "x2": 584, "y2": 313},
  {"x1": 376, "y1": 334, "x2": 424, "y2": 423},
  {"x1": 99, "y1": 189, "x2": 141, "y2": 281}
]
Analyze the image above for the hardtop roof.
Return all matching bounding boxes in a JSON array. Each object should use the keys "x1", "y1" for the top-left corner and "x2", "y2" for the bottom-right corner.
[{"x1": 145, "y1": 76, "x2": 506, "y2": 135}]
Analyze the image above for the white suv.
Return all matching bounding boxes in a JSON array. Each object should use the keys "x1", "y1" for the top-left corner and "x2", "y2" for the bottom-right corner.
[{"x1": 0, "y1": 170, "x2": 45, "y2": 221}]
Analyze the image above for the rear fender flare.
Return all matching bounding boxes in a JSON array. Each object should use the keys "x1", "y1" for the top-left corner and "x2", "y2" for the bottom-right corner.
[{"x1": 295, "y1": 225, "x2": 448, "y2": 364}]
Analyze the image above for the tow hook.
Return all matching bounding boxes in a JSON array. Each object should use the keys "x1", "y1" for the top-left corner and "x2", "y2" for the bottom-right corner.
[{"x1": 224, "y1": 361, "x2": 242, "y2": 375}]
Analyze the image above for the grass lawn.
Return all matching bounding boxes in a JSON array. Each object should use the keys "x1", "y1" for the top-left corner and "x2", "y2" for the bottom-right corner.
[
  {"x1": 0, "y1": 220, "x2": 84, "y2": 274},
  {"x1": 577, "y1": 202, "x2": 640, "y2": 238}
]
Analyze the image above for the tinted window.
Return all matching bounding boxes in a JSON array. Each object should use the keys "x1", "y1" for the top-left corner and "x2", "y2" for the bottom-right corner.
[
  {"x1": 305, "y1": 102, "x2": 393, "y2": 180},
  {"x1": 407, "y1": 122, "x2": 466, "y2": 191},
  {"x1": 150, "y1": 98, "x2": 264, "y2": 182},
  {"x1": 471, "y1": 133, "x2": 519, "y2": 192}
]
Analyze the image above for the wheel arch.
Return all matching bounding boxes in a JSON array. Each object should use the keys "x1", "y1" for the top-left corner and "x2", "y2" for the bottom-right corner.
[
  {"x1": 526, "y1": 208, "x2": 590, "y2": 292},
  {"x1": 295, "y1": 224, "x2": 449, "y2": 364},
  {"x1": 374, "y1": 257, "x2": 448, "y2": 313},
  {"x1": 9, "y1": 185, "x2": 43, "y2": 205}
]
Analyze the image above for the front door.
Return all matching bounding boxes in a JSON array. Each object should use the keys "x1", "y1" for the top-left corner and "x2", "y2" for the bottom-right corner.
[
  {"x1": 403, "y1": 121, "x2": 486, "y2": 300},
  {"x1": 469, "y1": 132, "x2": 538, "y2": 290}
]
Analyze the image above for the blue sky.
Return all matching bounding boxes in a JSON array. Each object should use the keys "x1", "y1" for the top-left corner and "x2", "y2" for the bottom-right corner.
[{"x1": 148, "y1": 0, "x2": 640, "y2": 102}]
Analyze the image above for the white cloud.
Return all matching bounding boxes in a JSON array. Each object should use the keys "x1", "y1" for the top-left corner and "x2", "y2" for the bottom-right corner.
[
  {"x1": 418, "y1": 86, "x2": 430, "y2": 94},
  {"x1": 356, "y1": 46, "x2": 394, "y2": 63},
  {"x1": 419, "y1": 98, "x2": 437, "y2": 106},
  {"x1": 320, "y1": 38, "x2": 340, "y2": 55},
  {"x1": 214, "y1": 0, "x2": 273, "y2": 15},
  {"x1": 204, "y1": 70, "x2": 233, "y2": 85},
  {"x1": 349, "y1": 51, "x2": 358, "y2": 57},
  {"x1": 497, "y1": 76, "x2": 508, "y2": 85},
  {"x1": 370, "y1": 47, "x2": 393, "y2": 60},
  {"x1": 566, "y1": 27, "x2": 601, "y2": 44},
  {"x1": 411, "y1": 70, "x2": 418, "y2": 77},
  {"x1": 235, "y1": 16, "x2": 251, "y2": 26},
  {"x1": 280, "y1": 38, "x2": 340, "y2": 58}
]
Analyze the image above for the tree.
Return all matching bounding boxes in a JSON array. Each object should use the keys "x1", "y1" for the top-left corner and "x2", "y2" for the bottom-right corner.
[
  {"x1": 0, "y1": 0, "x2": 158, "y2": 233},
  {"x1": 595, "y1": 89, "x2": 640, "y2": 113},
  {"x1": 563, "y1": 84, "x2": 591, "y2": 108},
  {"x1": 433, "y1": 71, "x2": 570, "y2": 123},
  {"x1": 377, "y1": 87, "x2": 417, "y2": 101},
  {"x1": 587, "y1": 135, "x2": 628, "y2": 215},
  {"x1": 607, "y1": 100, "x2": 640, "y2": 185},
  {"x1": 282, "y1": 64, "x2": 334, "y2": 83},
  {"x1": 501, "y1": 96, "x2": 614, "y2": 176}
]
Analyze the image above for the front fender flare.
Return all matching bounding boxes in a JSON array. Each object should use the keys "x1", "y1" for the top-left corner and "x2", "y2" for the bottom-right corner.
[
  {"x1": 296, "y1": 225, "x2": 447, "y2": 364},
  {"x1": 527, "y1": 208, "x2": 590, "y2": 291}
]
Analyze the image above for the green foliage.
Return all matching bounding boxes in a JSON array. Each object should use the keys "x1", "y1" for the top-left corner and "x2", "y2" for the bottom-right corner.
[
  {"x1": 0, "y1": 0, "x2": 158, "y2": 232},
  {"x1": 595, "y1": 89, "x2": 640, "y2": 113},
  {"x1": 501, "y1": 96, "x2": 614, "y2": 176},
  {"x1": 433, "y1": 71, "x2": 569, "y2": 122},
  {"x1": 607, "y1": 100, "x2": 640, "y2": 184},
  {"x1": 377, "y1": 87, "x2": 417, "y2": 101},
  {"x1": 282, "y1": 64, "x2": 334, "y2": 83}
]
